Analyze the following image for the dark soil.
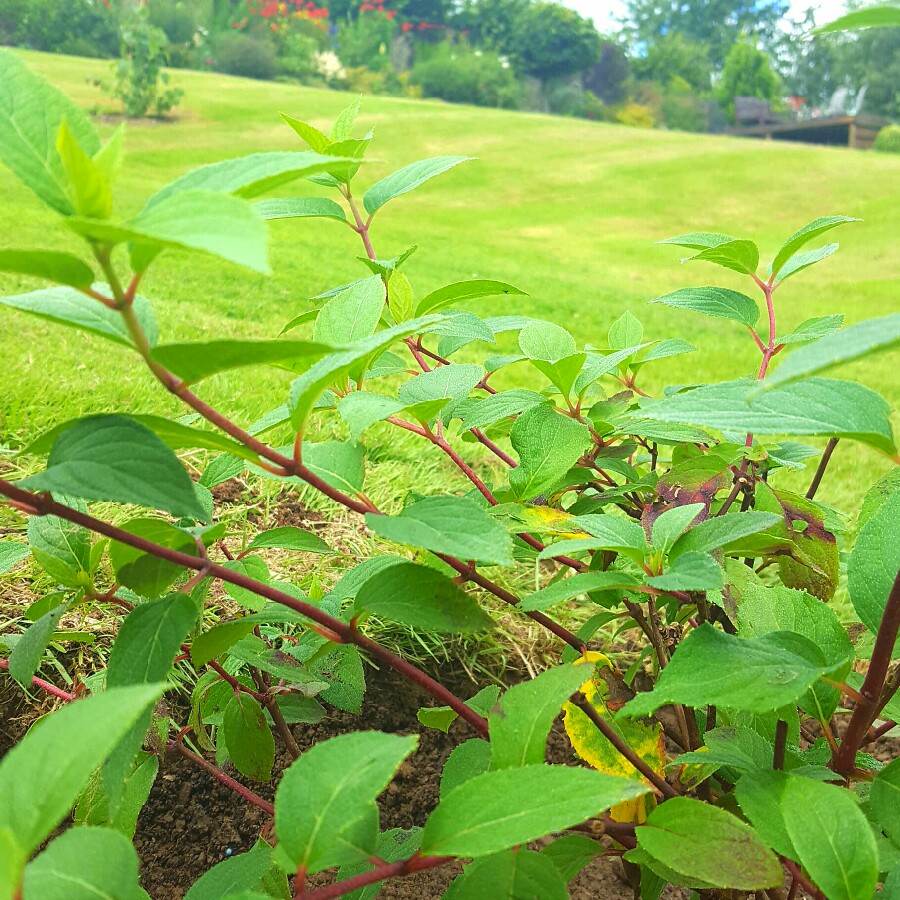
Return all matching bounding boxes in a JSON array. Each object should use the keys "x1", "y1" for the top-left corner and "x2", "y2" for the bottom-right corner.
[
  {"x1": 14, "y1": 663, "x2": 892, "y2": 898},
  {"x1": 128, "y1": 664, "x2": 644, "y2": 899}
]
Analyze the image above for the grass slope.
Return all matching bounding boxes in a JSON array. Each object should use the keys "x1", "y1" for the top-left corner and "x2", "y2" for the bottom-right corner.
[{"x1": 1, "y1": 50, "x2": 898, "y2": 514}]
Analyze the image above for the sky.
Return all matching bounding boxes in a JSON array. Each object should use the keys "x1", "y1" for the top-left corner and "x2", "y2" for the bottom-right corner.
[{"x1": 563, "y1": 0, "x2": 849, "y2": 32}]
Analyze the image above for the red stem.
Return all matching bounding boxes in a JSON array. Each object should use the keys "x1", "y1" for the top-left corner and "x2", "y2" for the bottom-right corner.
[
  {"x1": 169, "y1": 738, "x2": 275, "y2": 816},
  {"x1": 832, "y1": 568, "x2": 900, "y2": 774},
  {"x1": 0, "y1": 657, "x2": 75, "y2": 702},
  {"x1": 302, "y1": 853, "x2": 452, "y2": 900},
  {"x1": 0, "y1": 480, "x2": 490, "y2": 739}
]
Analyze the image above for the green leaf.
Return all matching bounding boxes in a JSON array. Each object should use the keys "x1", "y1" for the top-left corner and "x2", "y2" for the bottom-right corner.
[
  {"x1": 636, "y1": 378, "x2": 896, "y2": 455},
  {"x1": 337, "y1": 391, "x2": 404, "y2": 440},
  {"x1": 637, "y1": 338, "x2": 698, "y2": 366},
  {"x1": 648, "y1": 551, "x2": 723, "y2": 591},
  {"x1": 366, "y1": 495, "x2": 513, "y2": 566},
  {"x1": 146, "y1": 151, "x2": 349, "y2": 206},
  {"x1": 280, "y1": 115, "x2": 331, "y2": 151},
  {"x1": 275, "y1": 731, "x2": 417, "y2": 873},
  {"x1": 0, "y1": 250, "x2": 94, "y2": 290},
  {"x1": 762, "y1": 314, "x2": 900, "y2": 390},
  {"x1": 518, "y1": 321, "x2": 576, "y2": 363},
  {"x1": 659, "y1": 231, "x2": 735, "y2": 250},
  {"x1": 540, "y1": 834, "x2": 604, "y2": 883},
  {"x1": 246, "y1": 526, "x2": 331, "y2": 554},
  {"x1": 670, "y1": 511, "x2": 781, "y2": 559},
  {"x1": 871, "y1": 758, "x2": 900, "y2": 845},
  {"x1": 20, "y1": 415, "x2": 207, "y2": 520},
  {"x1": 674, "y1": 725, "x2": 778, "y2": 774},
  {"x1": 8, "y1": 603, "x2": 68, "y2": 690},
  {"x1": 27, "y1": 499, "x2": 92, "y2": 589},
  {"x1": 620, "y1": 624, "x2": 845, "y2": 718},
  {"x1": 69, "y1": 190, "x2": 269, "y2": 274},
  {"x1": 0, "y1": 286, "x2": 159, "y2": 348},
  {"x1": 330, "y1": 96, "x2": 362, "y2": 141},
  {"x1": 848, "y1": 484, "x2": 900, "y2": 638},
  {"x1": 288, "y1": 316, "x2": 441, "y2": 432},
  {"x1": 354, "y1": 560, "x2": 492, "y2": 633},
  {"x1": 735, "y1": 770, "x2": 796, "y2": 859},
  {"x1": 151, "y1": 339, "x2": 331, "y2": 385},
  {"x1": 302, "y1": 440, "x2": 366, "y2": 495},
  {"x1": 0, "y1": 50, "x2": 99, "y2": 214},
  {"x1": 776, "y1": 243, "x2": 839, "y2": 283},
  {"x1": 107, "y1": 595, "x2": 199, "y2": 685},
  {"x1": 689, "y1": 239, "x2": 759, "y2": 275},
  {"x1": 221, "y1": 557, "x2": 270, "y2": 612},
  {"x1": 738, "y1": 583, "x2": 853, "y2": 670},
  {"x1": 440, "y1": 739, "x2": 493, "y2": 798},
  {"x1": 56, "y1": 119, "x2": 112, "y2": 220},
  {"x1": 815, "y1": 5, "x2": 900, "y2": 32},
  {"x1": 92, "y1": 124, "x2": 125, "y2": 185},
  {"x1": 397, "y1": 363, "x2": 483, "y2": 421},
  {"x1": 108, "y1": 518, "x2": 200, "y2": 597},
  {"x1": 363, "y1": 156, "x2": 470, "y2": 215},
  {"x1": 223, "y1": 694, "x2": 275, "y2": 782},
  {"x1": 25, "y1": 414, "x2": 255, "y2": 462},
  {"x1": 359, "y1": 245, "x2": 419, "y2": 277},
  {"x1": 651, "y1": 502, "x2": 705, "y2": 551},
  {"x1": 74, "y1": 752, "x2": 158, "y2": 839},
  {"x1": 608, "y1": 310, "x2": 644, "y2": 351},
  {"x1": 446, "y1": 849, "x2": 568, "y2": 899},
  {"x1": 184, "y1": 840, "x2": 272, "y2": 900},
  {"x1": 777, "y1": 315, "x2": 844, "y2": 345},
  {"x1": 509, "y1": 405, "x2": 591, "y2": 499},
  {"x1": 23, "y1": 827, "x2": 146, "y2": 900},
  {"x1": 254, "y1": 197, "x2": 346, "y2": 222},
  {"x1": 650, "y1": 287, "x2": 760, "y2": 327},
  {"x1": 388, "y1": 270, "x2": 414, "y2": 323},
  {"x1": 783, "y1": 776, "x2": 878, "y2": 900},
  {"x1": 416, "y1": 279, "x2": 526, "y2": 316},
  {"x1": 569, "y1": 513, "x2": 648, "y2": 561},
  {"x1": 314, "y1": 276, "x2": 386, "y2": 345},
  {"x1": 519, "y1": 571, "x2": 640, "y2": 612},
  {"x1": 419, "y1": 686, "x2": 500, "y2": 735},
  {"x1": 634, "y1": 797, "x2": 782, "y2": 889},
  {"x1": 105, "y1": 594, "x2": 199, "y2": 806},
  {"x1": 0, "y1": 683, "x2": 164, "y2": 857},
  {"x1": 462, "y1": 390, "x2": 548, "y2": 431},
  {"x1": 489, "y1": 664, "x2": 590, "y2": 768},
  {"x1": 420, "y1": 765, "x2": 649, "y2": 858},
  {"x1": 0, "y1": 542, "x2": 28, "y2": 575},
  {"x1": 772, "y1": 216, "x2": 859, "y2": 276}
]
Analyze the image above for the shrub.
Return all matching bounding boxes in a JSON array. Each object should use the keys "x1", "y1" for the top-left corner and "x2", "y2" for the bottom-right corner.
[
  {"x1": 615, "y1": 100, "x2": 655, "y2": 128},
  {"x1": 213, "y1": 31, "x2": 278, "y2": 80},
  {"x1": 661, "y1": 75, "x2": 708, "y2": 133},
  {"x1": 105, "y1": 6, "x2": 183, "y2": 118},
  {"x1": 2, "y1": 51, "x2": 900, "y2": 900},
  {"x1": 874, "y1": 123, "x2": 900, "y2": 153},
  {"x1": 336, "y1": 9, "x2": 397, "y2": 71},
  {"x1": 277, "y1": 30, "x2": 321, "y2": 81},
  {"x1": 7, "y1": 0, "x2": 119, "y2": 57},
  {"x1": 412, "y1": 43, "x2": 520, "y2": 108}
]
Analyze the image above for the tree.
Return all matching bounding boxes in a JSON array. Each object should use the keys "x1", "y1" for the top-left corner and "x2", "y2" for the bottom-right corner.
[
  {"x1": 508, "y1": 2, "x2": 600, "y2": 81},
  {"x1": 621, "y1": 0, "x2": 788, "y2": 69},
  {"x1": 834, "y1": 25, "x2": 900, "y2": 119},
  {"x1": 584, "y1": 40, "x2": 631, "y2": 104},
  {"x1": 632, "y1": 31, "x2": 712, "y2": 91},
  {"x1": 773, "y1": 7, "x2": 846, "y2": 109},
  {"x1": 716, "y1": 38, "x2": 781, "y2": 120},
  {"x1": 455, "y1": 0, "x2": 531, "y2": 53}
]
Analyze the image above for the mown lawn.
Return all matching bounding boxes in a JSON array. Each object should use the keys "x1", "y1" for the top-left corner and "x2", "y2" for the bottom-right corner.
[{"x1": 1, "y1": 49, "x2": 899, "y2": 516}]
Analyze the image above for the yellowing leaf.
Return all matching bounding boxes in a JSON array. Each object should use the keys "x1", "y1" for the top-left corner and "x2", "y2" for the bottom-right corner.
[{"x1": 565, "y1": 654, "x2": 665, "y2": 825}]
